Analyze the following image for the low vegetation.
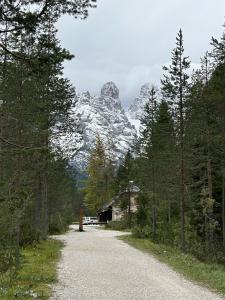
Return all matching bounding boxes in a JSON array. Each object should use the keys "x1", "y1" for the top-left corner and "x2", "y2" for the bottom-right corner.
[
  {"x1": 104, "y1": 219, "x2": 133, "y2": 231},
  {"x1": 0, "y1": 239, "x2": 62, "y2": 300}
]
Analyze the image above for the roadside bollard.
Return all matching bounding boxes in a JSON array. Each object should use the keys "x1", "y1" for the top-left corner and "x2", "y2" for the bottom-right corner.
[{"x1": 79, "y1": 207, "x2": 84, "y2": 232}]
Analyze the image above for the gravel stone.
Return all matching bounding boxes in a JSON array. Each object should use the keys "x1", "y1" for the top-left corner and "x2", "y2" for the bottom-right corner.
[{"x1": 50, "y1": 225, "x2": 224, "y2": 300}]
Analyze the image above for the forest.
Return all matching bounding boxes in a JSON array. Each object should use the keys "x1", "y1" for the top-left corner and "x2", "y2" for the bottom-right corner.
[
  {"x1": 0, "y1": 0, "x2": 96, "y2": 279},
  {"x1": 0, "y1": 0, "x2": 225, "y2": 292},
  {"x1": 85, "y1": 26, "x2": 225, "y2": 263}
]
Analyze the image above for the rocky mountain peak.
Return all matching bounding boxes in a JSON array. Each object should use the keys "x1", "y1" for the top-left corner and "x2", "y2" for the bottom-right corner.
[
  {"x1": 140, "y1": 83, "x2": 151, "y2": 97},
  {"x1": 78, "y1": 91, "x2": 91, "y2": 105},
  {"x1": 60, "y1": 82, "x2": 161, "y2": 170},
  {"x1": 70, "y1": 82, "x2": 136, "y2": 170},
  {"x1": 100, "y1": 81, "x2": 119, "y2": 99},
  {"x1": 128, "y1": 83, "x2": 151, "y2": 122},
  {"x1": 82, "y1": 91, "x2": 91, "y2": 99}
]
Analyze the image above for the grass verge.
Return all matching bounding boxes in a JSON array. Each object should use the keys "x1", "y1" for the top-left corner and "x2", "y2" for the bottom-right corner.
[
  {"x1": 0, "y1": 239, "x2": 63, "y2": 300},
  {"x1": 104, "y1": 220, "x2": 132, "y2": 232},
  {"x1": 120, "y1": 235, "x2": 225, "y2": 296}
]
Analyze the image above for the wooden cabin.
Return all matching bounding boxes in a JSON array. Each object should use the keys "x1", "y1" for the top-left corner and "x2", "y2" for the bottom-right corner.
[{"x1": 98, "y1": 185, "x2": 140, "y2": 222}]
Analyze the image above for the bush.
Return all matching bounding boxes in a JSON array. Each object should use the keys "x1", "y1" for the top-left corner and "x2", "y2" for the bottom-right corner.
[
  {"x1": 0, "y1": 197, "x2": 22, "y2": 275},
  {"x1": 105, "y1": 217, "x2": 134, "y2": 231},
  {"x1": 132, "y1": 225, "x2": 152, "y2": 238},
  {"x1": 49, "y1": 213, "x2": 69, "y2": 234}
]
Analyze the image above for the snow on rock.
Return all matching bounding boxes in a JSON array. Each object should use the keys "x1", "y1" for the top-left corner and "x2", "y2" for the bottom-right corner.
[
  {"x1": 128, "y1": 83, "x2": 151, "y2": 120},
  {"x1": 101, "y1": 81, "x2": 119, "y2": 99},
  {"x1": 72, "y1": 82, "x2": 137, "y2": 170},
  {"x1": 127, "y1": 83, "x2": 151, "y2": 135}
]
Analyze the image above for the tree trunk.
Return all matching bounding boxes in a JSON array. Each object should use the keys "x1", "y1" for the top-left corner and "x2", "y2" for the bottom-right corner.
[
  {"x1": 180, "y1": 156, "x2": 186, "y2": 251},
  {"x1": 207, "y1": 157, "x2": 213, "y2": 245},
  {"x1": 42, "y1": 172, "x2": 48, "y2": 239},
  {"x1": 0, "y1": 22, "x2": 8, "y2": 184},
  {"x1": 222, "y1": 165, "x2": 225, "y2": 248},
  {"x1": 152, "y1": 204, "x2": 157, "y2": 239},
  {"x1": 179, "y1": 92, "x2": 186, "y2": 252},
  {"x1": 207, "y1": 159, "x2": 213, "y2": 199},
  {"x1": 168, "y1": 196, "x2": 171, "y2": 224},
  {"x1": 35, "y1": 176, "x2": 42, "y2": 236},
  {"x1": 152, "y1": 161, "x2": 157, "y2": 239},
  {"x1": 179, "y1": 36, "x2": 186, "y2": 252}
]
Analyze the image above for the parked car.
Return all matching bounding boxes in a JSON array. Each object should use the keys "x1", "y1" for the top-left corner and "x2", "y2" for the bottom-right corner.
[
  {"x1": 89, "y1": 217, "x2": 98, "y2": 225},
  {"x1": 82, "y1": 217, "x2": 90, "y2": 225},
  {"x1": 83, "y1": 216, "x2": 98, "y2": 225}
]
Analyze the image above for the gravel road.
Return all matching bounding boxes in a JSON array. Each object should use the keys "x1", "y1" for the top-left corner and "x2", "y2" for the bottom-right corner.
[{"x1": 50, "y1": 225, "x2": 224, "y2": 300}]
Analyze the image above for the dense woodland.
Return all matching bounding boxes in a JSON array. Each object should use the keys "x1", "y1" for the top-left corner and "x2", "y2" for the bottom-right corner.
[
  {"x1": 0, "y1": 0, "x2": 225, "y2": 282},
  {"x1": 86, "y1": 26, "x2": 225, "y2": 263},
  {"x1": 0, "y1": 0, "x2": 96, "y2": 277}
]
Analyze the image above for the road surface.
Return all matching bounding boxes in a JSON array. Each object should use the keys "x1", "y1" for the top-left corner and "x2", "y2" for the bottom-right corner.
[{"x1": 50, "y1": 225, "x2": 223, "y2": 300}]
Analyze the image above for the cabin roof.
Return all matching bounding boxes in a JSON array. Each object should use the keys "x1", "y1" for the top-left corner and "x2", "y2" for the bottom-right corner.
[{"x1": 98, "y1": 185, "x2": 140, "y2": 213}]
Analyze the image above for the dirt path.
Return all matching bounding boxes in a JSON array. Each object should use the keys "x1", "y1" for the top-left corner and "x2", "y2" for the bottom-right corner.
[{"x1": 50, "y1": 225, "x2": 223, "y2": 300}]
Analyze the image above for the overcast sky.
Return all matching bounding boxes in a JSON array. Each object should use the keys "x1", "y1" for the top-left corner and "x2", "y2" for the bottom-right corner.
[{"x1": 57, "y1": 0, "x2": 225, "y2": 107}]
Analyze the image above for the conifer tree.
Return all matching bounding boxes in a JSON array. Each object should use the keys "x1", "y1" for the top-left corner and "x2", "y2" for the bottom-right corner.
[
  {"x1": 0, "y1": 1, "x2": 97, "y2": 36},
  {"x1": 140, "y1": 86, "x2": 158, "y2": 147},
  {"x1": 210, "y1": 25, "x2": 225, "y2": 248},
  {"x1": 152, "y1": 101, "x2": 176, "y2": 231},
  {"x1": 211, "y1": 24, "x2": 225, "y2": 65},
  {"x1": 85, "y1": 136, "x2": 114, "y2": 213},
  {"x1": 137, "y1": 86, "x2": 159, "y2": 238},
  {"x1": 114, "y1": 150, "x2": 135, "y2": 220},
  {"x1": 161, "y1": 29, "x2": 191, "y2": 251},
  {"x1": 0, "y1": 1, "x2": 91, "y2": 274}
]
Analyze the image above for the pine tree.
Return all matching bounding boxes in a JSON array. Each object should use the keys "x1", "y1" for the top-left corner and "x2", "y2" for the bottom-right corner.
[
  {"x1": 161, "y1": 29, "x2": 191, "y2": 251},
  {"x1": 137, "y1": 86, "x2": 159, "y2": 238},
  {"x1": 0, "y1": 2, "x2": 85, "y2": 274},
  {"x1": 85, "y1": 136, "x2": 114, "y2": 213},
  {"x1": 0, "y1": 1, "x2": 97, "y2": 37},
  {"x1": 185, "y1": 50, "x2": 225, "y2": 254},
  {"x1": 152, "y1": 101, "x2": 176, "y2": 233},
  {"x1": 211, "y1": 24, "x2": 225, "y2": 65},
  {"x1": 140, "y1": 86, "x2": 158, "y2": 148},
  {"x1": 114, "y1": 150, "x2": 135, "y2": 223},
  {"x1": 211, "y1": 26, "x2": 225, "y2": 247}
]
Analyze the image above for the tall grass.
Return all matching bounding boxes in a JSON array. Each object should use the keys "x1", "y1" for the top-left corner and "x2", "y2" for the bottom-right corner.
[{"x1": 0, "y1": 239, "x2": 62, "y2": 300}]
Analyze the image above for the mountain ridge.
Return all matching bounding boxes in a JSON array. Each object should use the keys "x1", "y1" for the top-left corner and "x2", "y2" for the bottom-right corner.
[{"x1": 72, "y1": 82, "x2": 139, "y2": 170}]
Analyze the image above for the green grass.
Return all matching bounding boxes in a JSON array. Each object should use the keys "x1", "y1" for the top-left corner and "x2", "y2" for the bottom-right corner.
[
  {"x1": 120, "y1": 235, "x2": 225, "y2": 296},
  {"x1": 104, "y1": 220, "x2": 132, "y2": 232},
  {"x1": 0, "y1": 239, "x2": 63, "y2": 300}
]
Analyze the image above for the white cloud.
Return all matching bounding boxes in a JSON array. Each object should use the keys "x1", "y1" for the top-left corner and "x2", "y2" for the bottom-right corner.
[{"x1": 57, "y1": 0, "x2": 225, "y2": 107}]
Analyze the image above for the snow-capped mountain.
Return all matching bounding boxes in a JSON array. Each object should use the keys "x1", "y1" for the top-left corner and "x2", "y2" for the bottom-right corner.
[
  {"x1": 73, "y1": 82, "x2": 137, "y2": 170},
  {"x1": 128, "y1": 83, "x2": 151, "y2": 120},
  {"x1": 127, "y1": 83, "x2": 151, "y2": 134}
]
